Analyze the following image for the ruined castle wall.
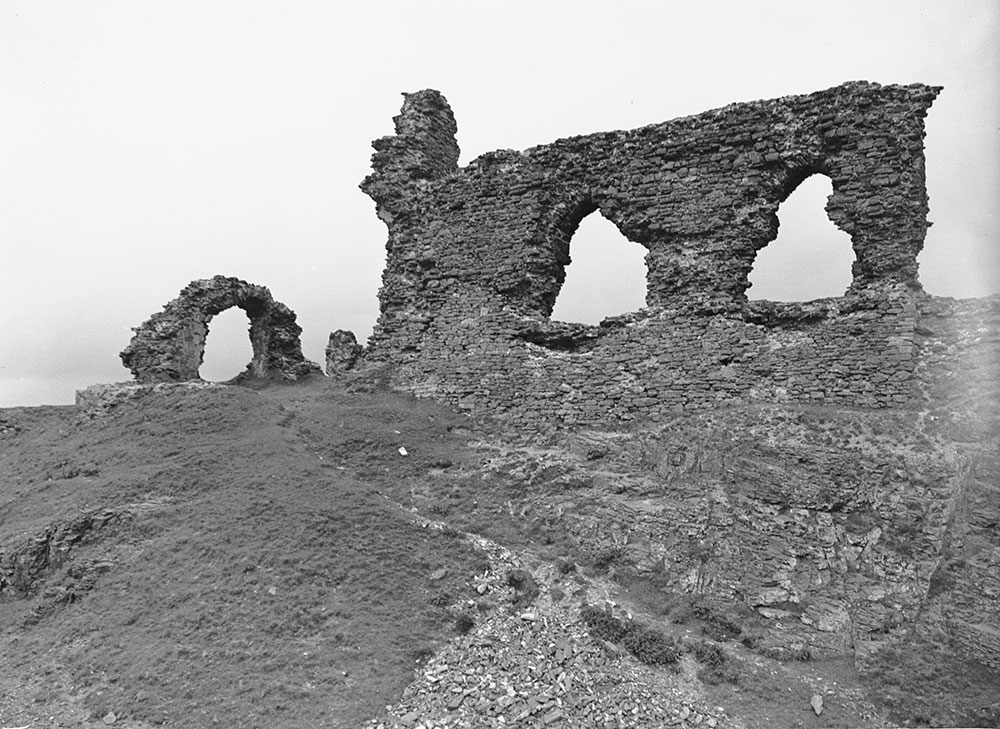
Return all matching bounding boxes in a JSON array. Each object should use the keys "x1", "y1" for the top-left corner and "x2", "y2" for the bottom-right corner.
[{"x1": 361, "y1": 83, "x2": 953, "y2": 427}]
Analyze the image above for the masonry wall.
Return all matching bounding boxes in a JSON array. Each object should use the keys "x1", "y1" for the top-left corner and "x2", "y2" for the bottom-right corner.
[{"x1": 360, "y1": 82, "x2": 962, "y2": 428}]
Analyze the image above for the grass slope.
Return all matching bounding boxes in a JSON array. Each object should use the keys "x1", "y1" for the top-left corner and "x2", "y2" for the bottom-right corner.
[
  {"x1": 2, "y1": 376, "x2": 997, "y2": 728},
  {"x1": 1, "y1": 381, "x2": 487, "y2": 728}
]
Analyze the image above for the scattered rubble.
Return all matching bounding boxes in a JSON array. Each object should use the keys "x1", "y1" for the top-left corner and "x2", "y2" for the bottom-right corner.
[{"x1": 365, "y1": 511, "x2": 728, "y2": 729}]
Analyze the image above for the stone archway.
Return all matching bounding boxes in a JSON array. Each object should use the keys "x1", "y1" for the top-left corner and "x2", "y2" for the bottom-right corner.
[
  {"x1": 747, "y1": 173, "x2": 855, "y2": 301},
  {"x1": 550, "y1": 209, "x2": 648, "y2": 324},
  {"x1": 120, "y1": 275, "x2": 321, "y2": 384}
]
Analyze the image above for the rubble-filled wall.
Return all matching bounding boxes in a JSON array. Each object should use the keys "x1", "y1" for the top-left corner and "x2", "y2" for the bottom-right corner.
[
  {"x1": 361, "y1": 81, "x2": 951, "y2": 426},
  {"x1": 120, "y1": 276, "x2": 320, "y2": 383}
]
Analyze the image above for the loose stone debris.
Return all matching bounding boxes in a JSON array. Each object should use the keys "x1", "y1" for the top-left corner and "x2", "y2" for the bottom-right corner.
[{"x1": 365, "y1": 510, "x2": 729, "y2": 729}]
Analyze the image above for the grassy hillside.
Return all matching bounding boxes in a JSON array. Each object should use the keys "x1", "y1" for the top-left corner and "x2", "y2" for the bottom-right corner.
[
  {"x1": 1, "y1": 376, "x2": 997, "y2": 728},
  {"x1": 1, "y1": 381, "x2": 490, "y2": 727}
]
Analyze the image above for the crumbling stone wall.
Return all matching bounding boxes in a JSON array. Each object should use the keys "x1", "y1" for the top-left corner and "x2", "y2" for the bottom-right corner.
[
  {"x1": 121, "y1": 275, "x2": 320, "y2": 383},
  {"x1": 361, "y1": 81, "x2": 953, "y2": 426}
]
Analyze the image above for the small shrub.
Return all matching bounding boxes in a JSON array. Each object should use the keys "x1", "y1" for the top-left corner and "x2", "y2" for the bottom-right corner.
[
  {"x1": 691, "y1": 598, "x2": 743, "y2": 642},
  {"x1": 506, "y1": 569, "x2": 540, "y2": 608},
  {"x1": 454, "y1": 610, "x2": 476, "y2": 635},
  {"x1": 409, "y1": 642, "x2": 436, "y2": 664},
  {"x1": 690, "y1": 639, "x2": 726, "y2": 667},
  {"x1": 760, "y1": 643, "x2": 812, "y2": 662},
  {"x1": 580, "y1": 605, "x2": 629, "y2": 643},
  {"x1": 580, "y1": 605, "x2": 680, "y2": 666},
  {"x1": 623, "y1": 626, "x2": 681, "y2": 666},
  {"x1": 583, "y1": 543, "x2": 625, "y2": 570},
  {"x1": 556, "y1": 559, "x2": 576, "y2": 575}
]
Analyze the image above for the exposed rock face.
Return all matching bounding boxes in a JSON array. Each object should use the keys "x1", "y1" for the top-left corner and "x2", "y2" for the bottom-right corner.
[
  {"x1": 0, "y1": 507, "x2": 129, "y2": 597},
  {"x1": 358, "y1": 82, "x2": 981, "y2": 426},
  {"x1": 477, "y1": 391, "x2": 999, "y2": 672},
  {"x1": 120, "y1": 276, "x2": 320, "y2": 383}
]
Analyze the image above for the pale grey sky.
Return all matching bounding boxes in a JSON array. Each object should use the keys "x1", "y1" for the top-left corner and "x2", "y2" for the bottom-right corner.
[{"x1": 2, "y1": 0, "x2": 998, "y2": 405}]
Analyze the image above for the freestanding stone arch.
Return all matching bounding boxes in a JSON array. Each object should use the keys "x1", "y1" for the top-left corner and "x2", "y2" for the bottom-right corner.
[{"x1": 120, "y1": 275, "x2": 321, "y2": 384}]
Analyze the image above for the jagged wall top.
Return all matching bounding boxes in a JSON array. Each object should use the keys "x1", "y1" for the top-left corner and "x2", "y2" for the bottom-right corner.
[
  {"x1": 363, "y1": 81, "x2": 940, "y2": 316},
  {"x1": 361, "y1": 90, "x2": 461, "y2": 219},
  {"x1": 359, "y1": 82, "x2": 947, "y2": 424}
]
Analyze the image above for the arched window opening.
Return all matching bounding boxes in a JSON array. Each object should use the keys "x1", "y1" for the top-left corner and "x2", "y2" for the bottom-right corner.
[
  {"x1": 550, "y1": 211, "x2": 647, "y2": 324},
  {"x1": 200, "y1": 307, "x2": 253, "y2": 382},
  {"x1": 747, "y1": 175, "x2": 854, "y2": 301}
]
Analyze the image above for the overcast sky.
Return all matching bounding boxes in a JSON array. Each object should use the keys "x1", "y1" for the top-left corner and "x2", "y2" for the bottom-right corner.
[{"x1": 2, "y1": 0, "x2": 998, "y2": 406}]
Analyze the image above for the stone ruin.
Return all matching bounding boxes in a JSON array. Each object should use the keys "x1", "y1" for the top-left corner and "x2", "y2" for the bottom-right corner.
[
  {"x1": 353, "y1": 81, "x2": 1000, "y2": 429},
  {"x1": 120, "y1": 81, "x2": 998, "y2": 433},
  {"x1": 120, "y1": 275, "x2": 320, "y2": 383},
  {"x1": 107, "y1": 82, "x2": 1000, "y2": 680},
  {"x1": 347, "y1": 82, "x2": 1000, "y2": 675}
]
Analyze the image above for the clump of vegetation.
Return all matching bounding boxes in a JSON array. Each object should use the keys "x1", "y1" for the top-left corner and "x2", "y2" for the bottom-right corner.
[
  {"x1": 506, "y1": 569, "x2": 540, "y2": 608},
  {"x1": 689, "y1": 638, "x2": 726, "y2": 667},
  {"x1": 581, "y1": 543, "x2": 626, "y2": 570},
  {"x1": 453, "y1": 609, "x2": 476, "y2": 635},
  {"x1": 686, "y1": 638, "x2": 743, "y2": 685},
  {"x1": 409, "y1": 642, "x2": 437, "y2": 665},
  {"x1": 556, "y1": 558, "x2": 576, "y2": 575},
  {"x1": 623, "y1": 625, "x2": 681, "y2": 665},
  {"x1": 579, "y1": 604, "x2": 630, "y2": 643},
  {"x1": 760, "y1": 643, "x2": 813, "y2": 662},
  {"x1": 579, "y1": 604, "x2": 680, "y2": 666},
  {"x1": 689, "y1": 597, "x2": 745, "y2": 642}
]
